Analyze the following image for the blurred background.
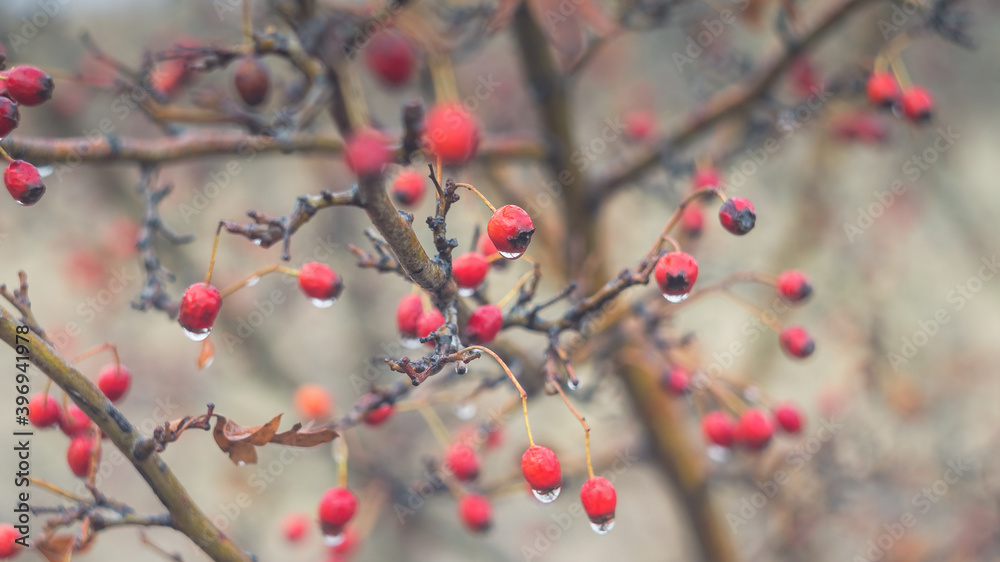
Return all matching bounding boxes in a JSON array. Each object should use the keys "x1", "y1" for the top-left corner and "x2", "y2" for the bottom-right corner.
[{"x1": 1, "y1": 0, "x2": 999, "y2": 561}]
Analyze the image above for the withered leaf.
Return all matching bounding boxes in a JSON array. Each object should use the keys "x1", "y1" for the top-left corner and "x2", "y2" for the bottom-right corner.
[
  {"x1": 35, "y1": 531, "x2": 92, "y2": 562},
  {"x1": 197, "y1": 336, "x2": 215, "y2": 370},
  {"x1": 212, "y1": 414, "x2": 282, "y2": 465},
  {"x1": 271, "y1": 422, "x2": 339, "y2": 448}
]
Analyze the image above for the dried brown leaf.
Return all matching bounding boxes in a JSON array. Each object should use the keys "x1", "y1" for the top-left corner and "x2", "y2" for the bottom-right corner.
[
  {"x1": 197, "y1": 336, "x2": 215, "y2": 370},
  {"x1": 270, "y1": 422, "x2": 339, "y2": 447},
  {"x1": 212, "y1": 414, "x2": 282, "y2": 465}
]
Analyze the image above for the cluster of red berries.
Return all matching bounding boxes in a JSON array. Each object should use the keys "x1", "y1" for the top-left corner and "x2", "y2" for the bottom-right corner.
[
  {"x1": 522, "y1": 445, "x2": 617, "y2": 533},
  {"x1": 701, "y1": 402, "x2": 804, "y2": 451},
  {"x1": 866, "y1": 71, "x2": 933, "y2": 123},
  {"x1": 1, "y1": 65, "x2": 54, "y2": 206}
]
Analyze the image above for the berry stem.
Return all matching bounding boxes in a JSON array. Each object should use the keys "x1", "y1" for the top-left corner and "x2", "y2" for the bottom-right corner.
[
  {"x1": 663, "y1": 234, "x2": 682, "y2": 254},
  {"x1": 217, "y1": 264, "x2": 299, "y2": 299},
  {"x1": 453, "y1": 183, "x2": 497, "y2": 213},
  {"x1": 648, "y1": 187, "x2": 726, "y2": 262},
  {"x1": 461, "y1": 345, "x2": 534, "y2": 447},
  {"x1": 496, "y1": 269, "x2": 536, "y2": 309},
  {"x1": 0, "y1": 146, "x2": 14, "y2": 164},
  {"x1": 428, "y1": 55, "x2": 460, "y2": 103},
  {"x1": 552, "y1": 380, "x2": 593, "y2": 479},
  {"x1": 205, "y1": 222, "x2": 226, "y2": 285},
  {"x1": 718, "y1": 290, "x2": 784, "y2": 334},
  {"x1": 333, "y1": 437, "x2": 349, "y2": 488},
  {"x1": 888, "y1": 54, "x2": 912, "y2": 90},
  {"x1": 241, "y1": 0, "x2": 254, "y2": 46},
  {"x1": 71, "y1": 342, "x2": 121, "y2": 375},
  {"x1": 27, "y1": 476, "x2": 89, "y2": 503},
  {"x1": 416, "y1": 404, "x2": 453, "y2": 450}
]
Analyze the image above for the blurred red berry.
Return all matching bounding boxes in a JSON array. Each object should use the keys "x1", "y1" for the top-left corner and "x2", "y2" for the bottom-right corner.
[
  {"x1": 660, "y1": 365, "x2": 691, "y2": 395},
  {"x1": 458, "y1": 494, "x2": 492, "y2": 532},
  {"x1": 396, "y1": 294, "x2": 424, "y2": 338},
  {"x1": 298, "y1": 262, "x2": 344, "y2": 303},
  {"x1": 345, "y1": 128, "x2": 392, "y2": 177},
  {"x1": 363, "y1": 403, "x2": 394, "y2": 426},
  {"x1": 735, "y1": 409, "x2": 774, "y2": 450},
  {"x1": 0, "y1": 523, "x2": 22, "y2": 559},
  {"x1": 294, "y1": 384, "x2": 332, "y2": 420},
  {"x1": 773, "y1": 402, "x2": 804, "y2": 433},
  {"x1": 866, "y1": 72, "x2": 900, "y2": 109},
  {"x1": 28, "y1": 394, "x2": 61, "y2": 428},
  {"x1": 67, "y1": 435, "x2": 99, "y2": 477},
  {"x1": 59, "y1": 403, "x2": 92, "y2": 437},
  {"x1": 702, "y1": 411, "x2": 735, "y2": 447},
  {"x1": 445, "y1": 443, "x2": 480, "y2": 482},
  {"x1": 318, "y1": 487, "x2": 357, "y2": 537},
  {"x1": 477, "y1": 233, "x2": 499, "y2": 261},
  {"x1": 452, "y1": 252, "x2": 489, "y2": 290},
  {"x1": 693, "y1": 167, "x2": 721, "y2": 191},
  {"x1": 424, "y1": 102, "x2": 479, "y2": 165},
  {"x1": 416, "y1": 308, "x2": 445, "y2": 343},
  {"x1": 624, "y1": 110, "x2": 655, "y2": 141},
  {"x1": 776, "y1": 270, "x2": 812, "y2": 303},
  {"x1": 780, "y1": 326, "x2": 815, "y2": 359},
  {"x1": 901, "y1": 86, "x2": 933, "y2": 123},
  {"x1": 719, "y1": 197, "x2": 756, "y2": 235},
  {"x1": 365, "y1": 30, "x2": 415, "y2": 87},
  {"x1": 680, "y1": 205, "x2": 704, "y2": 237},
  {"x1": 466, "y1": 304, "x2": 503, "y2": 344},
  {"x1": 97, "y1": 363, "x2": 132, "y2": 403},
  {"x1": 0, "y1": 97, "x2": 19, "y2": 137},
  {"x1": 282, "y1": 513, "x2": 309, "y2": 543},
  {"x1": 391, "y1": 169, "x2": 426, "y2": 207},
  {"x1": 6, "y1": 65, "x2": 53, "y2": 106}
]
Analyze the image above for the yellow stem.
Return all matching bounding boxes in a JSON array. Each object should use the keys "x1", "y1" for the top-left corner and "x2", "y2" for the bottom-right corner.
[
  {"x1": 334, "y1": 437, "x2": 349, "y2": 488},
  {"x1": 0, "y1": 146, "x2": 13, "y2": 163},
  {"x1": 496, "y1": 270, "x2": 535, "y2": 309},
  {"x1": 461, "y1": 345, "x2": 534, "y2": 446},
  {"x1": 454, "y1": 182, "x2": 497, "y2": 213},
  {"x1": 28, "y1": 477, "x2": 88, "y2": 503},
  {"x1": 205, "y1": 222, "x2": 225, "y2": 285},
  {"x1": 417, "y1": 405, "x2": 453, "y2": 450},
  {"x1": 553, "y1": 382, "x2": 593, "y2": 479},
  {"x1": 242, "y1": 0, "x2": 253, "y2": 46},
  {"x1": 218, "y1": 264, "x2": 298, "y2": 299}
]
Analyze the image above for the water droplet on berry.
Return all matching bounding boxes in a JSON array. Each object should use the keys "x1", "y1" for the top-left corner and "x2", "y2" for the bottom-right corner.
[
  {"x1": 454, "y1": 402, "x2": 476, "y2": 420},
  {"x1": 237, "y1": 460, "x2": 246, "y2": 467},
  {"x1": 706, "y1": 445, "x2": 731, "y2": 463},
  {"x1": 252, "y1": 239, "x2": 263, "y2": 246},
  {"x1": 246, "y1": 276, "x2": 260, "y2": 287},
  {"x1": 589, "y1": 519, "x2": 615, "y2": 535},
  {"x1": 323, "y1": 532, "x2": 346, "y2": 547},
  {"x1": 663, "y1": 292, "x2": 689, "y2": 303},
  {"x1": 531, "y1": 487, "x2": 560, "y2": 503},
  {"x1": 310, "y1": 297, "x2": 336, "y2": 308},
  {"x1": 498, "y1": 250, "x2": 524, "y2": 260},
  {"x1": 36, "y1": 165, "x2": 54, "y2": 178},
  {"x1": 401, "y1": 337, "x2": 422, "y2": 349},
  {"x1": 567, "y1": 379, "x2": 580, "y2": 390},
  {"x1": 457, "y1": 287, "x2": 475, "y2": 297},
  {"x1": 183, "y1": 327, "x2": 211, "y2": 342}
]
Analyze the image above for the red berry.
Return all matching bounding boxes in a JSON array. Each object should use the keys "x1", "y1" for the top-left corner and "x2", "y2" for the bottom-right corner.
[
  {"x1": 298, "y1": 262, "x2": 344, "y2": 304},
  {"x1": 901, "y1": 86, "x2": 933, "y2": 123},
  {"x1": 294, "y1": 384, "x2": 332, "y2": 420},
  {"x1": 680, "y1": 205, "x2": 704, "y2": 237},
  {"x1": 345, "y1": 128, "x2": 392, "y2": 177},
  {"x1": 0, "y1": 523, "x2": 22, "y2": 559},
  {"x1": 830, "y1": 110, "x2": 890, "y2": 144},
  {"x1": 477, "y1": 233, "x2": 499, "y2": 261},
  {"x1": 27, "y1": 394, "x2": 61, "y2": 428},
  {"x1": 719, "y1": 197, "x2": 756, "y2": 235},
  {"x1": 391, "y1": 169, "x2": 426, "y2": 207},
  {"x1": 365, "y1": 30, "x2": 415, "y2": 87},
  {"x1": 654, "y1": 251, "x2": 699, "y2": 300},
  {"x1": 67, "y1": 435, "x2": 99, "y2": 477},
  {"x1": 466, "y1": 304, "x2": 503, "y2": 344},
  {"x1": 6, "y1": 66, "x2": 53, "y2": 106},
  {"x1": 97, "y1": 363, "x2": 132, "y2": 403},
  {"x1": 487, "y1": 205, "x2": 534, "y2": 259},
  {"x1": 0, "y1": 97, "x2": 19, "y2": 137},
  {"x1": 734, "y1": 409, "x2": 774, "y2": 450},
  {"x1": 660, "y1": 365, "x2": 691, "y2": 395},
  {"x1": 624, "y1": 110, "x2": 655, "y2": 141},
  {"x1": 452, "y1": 252, "x2": 489, "y2": 290},
  {"x1": 773, "y1": 402, "x2": 804, "y2": 433},
  {"x1": 458, "y1": 494, "x2": 492, "y2": 532},
  {"x1": 178, "y1": 282, "x2": 222, "y2": 339},
  {"x1": 866, "y1": 72, "x2": 899, "y2": 109},
  {"x1": 580, "y1": 477, "x2": 617, "y2": 531},
  {"x1": 521, "y1": 445, "x2": 561, "y2": 499},
  {"x1": 363, "y1": 403, "x2": 394, "y2": 426},
  {"x1": 396, "y1": 294, "x2": 424, "y2": 338},
  {"x1": 424, "y1": 102, "x2": 479, "y2": 165},
  {"x1": 776, "y1": 270, "x2": 812, "y2": 303},
  {"x1": 318, "y1": 487, "x2": 358, "y2": 536},
  {"x1": 4, "y1": 160, "x2": 46, "y2": 206},
  {"x1": 445, "y1": 443, "x2": 480, "y2": 481},
  {"x1": 416, "y1": 308, "x2": 445, "y2": 342},
  {"x1": 693, "y1": 167, "x2": 721, "y2": 191},
  {"x1": 282, "y1": 512, "x2": 309, "y2": 543},
  {"x1": 233, "y1": 56, "x2": 270, "y2": 107},
  {"x1": 779, "y1": 326, "x2": 815, "y2": 359},
  {"x1": 59, "y1": 403, "x2": 92, "y2": 436},
  {"x1": 701, "y1": 411, "x2": 735, "y2": 447}
]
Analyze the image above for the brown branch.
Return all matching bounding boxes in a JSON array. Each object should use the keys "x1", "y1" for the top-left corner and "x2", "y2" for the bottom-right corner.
[
  {"x1": 591, "y1": 0, "x2": 880, "y2": 199},
  {"x1": 0, "y1": 307, "x2": 252, "y2": 562}
]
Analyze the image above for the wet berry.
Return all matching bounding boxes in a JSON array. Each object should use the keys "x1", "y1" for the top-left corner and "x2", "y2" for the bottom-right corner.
[
  {"x1": 67, "y1": 435, "x2": 99, "y2": 477},
  {"x1": 719, "y1": 197, "x2": 756, "y2": 235},
  {"x1": 318, "y1": 487, "x2": 357, "y2": 537},
  {"x1": 365, "y1": 30, "x2": 415, "y2": 87},
  {"x1": 866, "y1": 72, "x2": 899, "y2": 109},
  {"x1": 654, "y1": 251, "x2": 699, "y2": 301},
  {"x1": 580, "y1": 477, "x2": 616, "y2": 532},
  {"x1": 6, "y1": 65, "x2": 54, "y2": 106},
  {"x1": 59, "y1": 403, "x2": 92, "y2": 437},
  {"x1": 345, "y1": 128, "x2": 392, "y2": 178},
  {"x1": 701, "y1": 411, "x2": 735, "y2": 447},
  {"x1": 458, "y1": 494, "x2": 492, "y2": 532},
  {"x1": 521, "y1": 445, "x2": 561, "y2": 499},
  {"x1": 391, "y1": 169, "x2": 426, "y2": 207},
  {"x1": 0, "y1": 97, "x2": 19, "y2": 137},
  {"x1": 4, "y1": 160, "x2": 46, "y2": 206},
  {"x1": 734, "y1": 409, "x2": 774, "y2": 450},
  {"x1": 298, "y1": 262, "x2": 344, "y2": 303},
  {"x1": 776, "y1": 270, "x2": 812, "y2": 303},
  {"x1": 466, "y1": 304, "x2": 503, "y2": 344},
  {"x1": 901, "y1": 86, "x2": 933, "y2": 123},
  {"x1": 294, "y1": 384, "x2": 332, "y2": 420},
  {"x1": 97, "y1": 363, "x2": 132, "y2": 403},
  {"x1": 424, "y1": 102, "x2": 479, "y2": 165},
  {"x1": 233, "y1": 56, "x2": 270, "y2": 107},
  {"x1": 779, "y1": 326, "x2": 815, "y2": 358},
  {"x1": 773, "y1": 402, "x2": 804, "y2": 433},
  {"x1": 27, "y1": 394, "x2": 61, "y2": 428},
  {"x1": 445, "y1": 443, "x2": 480, "y2": 481},
  {"x1": 178, "y1": 282, "x2": 222, "y2": 339},
  {"x1": 477, "y1": 233, "x2": 499, "y2": 261},
  {"x1": 363, "y1": 403, "x2": 394, "y2": 426},
  {"x1": 416, "y1": 308, "x2": 445, "y2": 344},
  {"x1": 396, "y1": 294, "x2": 424, "y2": 338},
  {"x1": 452, "y1": 252, "x2": 489, "y2": 291},
  {"x1": 487, "y1": 205, "x2": 534, "y2": 259}
]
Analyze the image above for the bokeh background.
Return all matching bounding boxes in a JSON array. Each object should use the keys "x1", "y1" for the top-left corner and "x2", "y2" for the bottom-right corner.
[{"x1": 1, "y1": 0, "x2": 999, "y2": 561}]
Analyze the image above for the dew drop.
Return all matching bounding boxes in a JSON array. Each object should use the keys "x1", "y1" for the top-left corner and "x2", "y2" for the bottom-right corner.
[
  {"x1": 457, "y1": 287, "x2": 475, "y2": 297},
  {"x1": 455, "y1": 363, "x2": 468, "y2": 375},
  {"x1": 252, "y1": 239, "x2": 263, "y2": 246},
  {"x1": 401, "y1": 337, "x2": 422, "y2": 349},
  {"x1": 567, "y1": 379, "x2": 580, "y2": 390},
  {"x1": 310, "y1": 297, "x2": 336, "y2": 308},
  {"x1": 531, "y1": 487, "x2": 560, "y2": 503},
  {"x1": 236, "y1": 460, "x2": 246, "y2": 467},
  {"x1": 36, "y1": 165, "x2": 55, "y2": 178},
  {"x1": 245, "y1": 276, "x2": 261, "y2": 287},
  {"x1": 454, "y1": 402, "x2": 476, "y2": 420},
  {"x1": 663, "y1": 292, "x2": 689, "y2": 303},
  {"x1": 200, "y1": 356, "x2": 215, "y2": 369},
  {"x1": 589, "y1": 519, "x2": 615, "y2": 535},
  {"x1": 498, "y1": 250, "x2": 524, "y2": 260},
  {"x1": 322, "y1": 532, "x2": 346, "y2": 547},
  {"x1": 706, "y1": 445, "x2": 731, "y2": 463},
  {"x1": 183, "y1": 327, "x2": 211, "y2": 342}
]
